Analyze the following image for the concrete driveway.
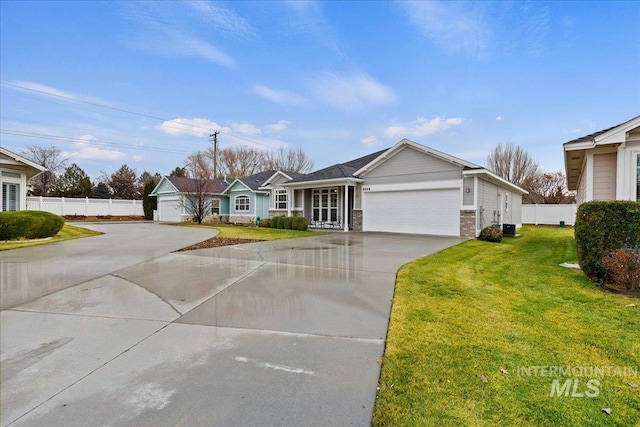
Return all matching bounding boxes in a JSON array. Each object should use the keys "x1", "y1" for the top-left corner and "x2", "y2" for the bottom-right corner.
[{"x1": 1, "y1": 224, "x2": 464, "y2": 426}]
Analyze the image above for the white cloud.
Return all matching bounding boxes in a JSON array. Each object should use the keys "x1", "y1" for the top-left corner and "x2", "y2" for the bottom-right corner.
[
  {"x1": 123, "y1": 3, "x2": 235, "y2": 67},
  {"x1": 361, "y1": 135, "x2": 379, "y2": 146},
  {"x1": 572, "y1": 128, "x2": 582, "y2": 134},
  {"x1": 311, "y1": 72, "x2": 396, "y2": 110},
  {"x1": 383, "y1": 116, "x2": 464, "y2": 139},
  {"x1": 267, "y1": 120, "x2": 289, "y2": 133},
  {"x1": 7, "y1": 80, "x2": 111, "y2": 105},
  {"x1": 253, "y1": 85, "x2": 306, "y2": 106},
  {"x1": 132, "y1": 154, "x2": 142, "y2": 162},
  {"x1": 401, "y1": 1, "x2": 492, "y2": 59},
  {"x1": 158, "y1": 118, "x2": 230, "y2": 137},
  {"x1": 62, "y1": 135, "x2": 127, "y2": 161},
  {"x1": 186, "y1": 0, "x2": 253, "y2": 36},
  {"x1": 229, "y1": 121, "x2": 262, "y2": 135},
  {"x1": 496, "y1": 116, "x2": 503, "y2": 122}
]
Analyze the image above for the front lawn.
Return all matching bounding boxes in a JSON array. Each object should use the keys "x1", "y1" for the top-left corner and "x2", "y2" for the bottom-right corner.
[
  {"x1": 374, "y1": 227, "x2": 639, "y2": 427},
  {"x1": 0, "y1": 224, "x2": 102, "y2": 251},
  {"x1": 212, "y1": 223, "x2": 319, "y2": 240}
]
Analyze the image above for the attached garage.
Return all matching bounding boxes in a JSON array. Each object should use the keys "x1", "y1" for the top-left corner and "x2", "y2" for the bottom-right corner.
[
  {"x1": 158, "y1": 198, "x2": 182, "y2": 222},
  {"x1": 363, "y1": 187, "x2": 460, "y2": 236}
]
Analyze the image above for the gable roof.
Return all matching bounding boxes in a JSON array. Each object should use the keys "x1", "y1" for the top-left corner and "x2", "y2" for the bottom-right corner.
[
  {"x1": 564, "y1": 115, "x2": 640, "y2": 189},
  {"x1": 223, "y1": 170, "x2": 291, "y2": 194},
  {"x1": 0, "y1": 146, "x2": 47, "y2": 179},
  {"x1": 260, "y1": 170, "x2": 307, "y2": 187},
  {"x1": 159, "y1": 176, "x2": 229, "y2": 194},
  {"x1": 286, "y1": 149, "x2": 388, "y2": 184},
  {"x1": 354, "y1": 139, "x2": 480, "y2": 176}
]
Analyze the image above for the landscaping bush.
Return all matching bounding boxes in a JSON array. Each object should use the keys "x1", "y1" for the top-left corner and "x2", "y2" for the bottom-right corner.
[
  {"x1": 269, "y1": 216, "x2": 279, "y2": 228},
  {"x1": 258, "y1": 218, "x2": 271, "y2": 228},
  {"x1": 478, "y1": 225, "x2": 502, "y2": 243},
  {"x1": 283, "y1": 216, "x2": 294, "y2": 230},
  {"x1": 602, "y1": 248, "x2": 640, "y2": 292},
  {"x1": 575, "y1": 201, "x2": 640, "y2": 282},
  {"x1": 0, "y1": 211, "x2": 65, "y2": 240},
  {"x1": 292, "y1": 216, "x2": 308, "y2": 231},
  {"x1": 276, "y1": 216, "x2": 286, "y2": 229}
]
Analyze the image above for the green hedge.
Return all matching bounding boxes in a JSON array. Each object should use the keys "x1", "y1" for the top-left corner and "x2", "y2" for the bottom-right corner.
[
  {"x1": 574, "y1": 201, "x2": 640, "y2": 282},
  {"x1": 258, "y1": 218, "x2": 271, "y2": 228},
  {"x1": 0, "y1": 211, "x2": 65, "y2": 241},
  {"x1": 265, "y1": 215, "x2": 308, "y2": 231}
]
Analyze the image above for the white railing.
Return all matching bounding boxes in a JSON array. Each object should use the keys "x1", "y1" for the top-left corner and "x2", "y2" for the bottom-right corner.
[
  {"x1": 522, "y1": 204, "x2": 578, "y2": 226},
  {"x1": 26, "y1": 196, "x2": 144, "y2": 217}
]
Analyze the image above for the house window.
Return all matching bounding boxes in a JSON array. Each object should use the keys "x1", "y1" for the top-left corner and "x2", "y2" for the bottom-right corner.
[
  {"x1": 235, "y1": 195, "x2": 249, "y2": 212},
  {"x1": 312, "y1": 188, "x2": 338, "y2": 222},
  {"x1": 2, "y1": 183, "x2": 19, "y2": 211},
  {"x1": 275, "y1": 189, "x2": 288, "y2": 210},
  {"x1": 211, "y1": 199, "x2": 220, "y2": 215},
  {"x1": 505, "y1": 193, "x2": 509, "y2": 212}
]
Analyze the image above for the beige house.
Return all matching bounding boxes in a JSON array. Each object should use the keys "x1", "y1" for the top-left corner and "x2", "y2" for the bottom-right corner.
[
  {"x1": 0, "y1": 147, "x2": 46, "y2": 212},
  {"x1": 564, "y1": 115, "x2": 640, "y2": 205}
]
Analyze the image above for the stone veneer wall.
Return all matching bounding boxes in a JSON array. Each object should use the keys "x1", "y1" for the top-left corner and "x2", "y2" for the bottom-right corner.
[
  {"x1": 352, "y1": 209, "x2": 363, "y2": 232},
  {"x1": 229, "y1": 215, "x2": 255, "y2": 225},
  {"x1": 269, "y1": 210, "x2": 287, "y2": 217},
  {"x1": 459, "y1": 210, "x2": 477, "y2": 237}
]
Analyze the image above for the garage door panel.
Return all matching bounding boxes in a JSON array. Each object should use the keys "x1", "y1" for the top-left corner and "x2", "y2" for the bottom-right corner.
[
  {"x1": 363, "y1": 188, "x2": 459, "y2": 236},
  {"x1": 160, "y1": 199, "x2": 182, "y2": 222}
]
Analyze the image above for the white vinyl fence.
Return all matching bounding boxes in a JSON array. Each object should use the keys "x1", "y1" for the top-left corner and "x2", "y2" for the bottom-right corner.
[
  {"x1": 26, "y1": 196, "x2": 143, "y2": 217},
  {"x1": 522, "y1": 204, "x2": 578, "y2": 226}
]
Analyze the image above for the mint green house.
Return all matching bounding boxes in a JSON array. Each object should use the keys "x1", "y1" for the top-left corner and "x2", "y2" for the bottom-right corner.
[{"x1": 223, "y1": 170, "x2": 278, "y2": 224}]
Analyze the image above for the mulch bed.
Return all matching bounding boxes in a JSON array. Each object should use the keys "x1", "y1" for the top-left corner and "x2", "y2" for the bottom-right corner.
[{"x1": 176, "y1": 237, "x2": 266, "y2": 252}]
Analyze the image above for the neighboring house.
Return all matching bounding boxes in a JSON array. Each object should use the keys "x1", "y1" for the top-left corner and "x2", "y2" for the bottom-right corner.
[
  {"x1": 564, "y1": 115, "x2": 640, "y2": 205},
  {"x1": 0, "y1": 147, "x2": 46, "y2": 212},
  {"x1": 283, "y1": 139, "x2": 527, "y2": 237},
  {"x1": 223, "y1": 170, "x2": 301, "y2": 224},
  {"x1": 150, "y1": 176, "x2": 229, "y2": 222}
]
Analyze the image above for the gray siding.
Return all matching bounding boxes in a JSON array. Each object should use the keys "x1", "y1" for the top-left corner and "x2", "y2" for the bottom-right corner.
[
  {"x1": 510, "y1": 193, "x2": 522, "y2": 224},
  {"x1": 477, "y1": 179, "x2": 499, "y2": 229},
  {"x1": 463, "y1": 177, "x2": 474, "y2": 206},
  {"x1": 593, "y1": 153, "x2": 616, "y2": 201},
  {"x1": 363, "y1": 146, "x2": 463, "y2": 185}
]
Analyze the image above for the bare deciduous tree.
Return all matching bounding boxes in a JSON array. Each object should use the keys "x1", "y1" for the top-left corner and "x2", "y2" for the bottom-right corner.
[
  {"x1": 263, "y1": 147, "x2": 314, "y2": 173},
  {"x1": 522, "y1": 171, "x2": 576, "y2": 204},
  {"x1": 183, "y1": 151, "x2": 216, "y2": 224},
  {"x1": 214, "y1": 146, "x2": 264, "y2": 178},
  {"x1": 486, "y1": 143, "x2": 539, "y2": 187},
  {"x1": 21, "y1": 144, "x2": 68, "y2": 196}
]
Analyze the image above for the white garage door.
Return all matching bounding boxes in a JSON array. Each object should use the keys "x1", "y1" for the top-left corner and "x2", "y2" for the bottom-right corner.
[
  {"x1": 159, "y1": 199, "x2": 182, "y2": 222},
  {"x1": 363, "y1": 188, "x2": 460, "y2": 236}
]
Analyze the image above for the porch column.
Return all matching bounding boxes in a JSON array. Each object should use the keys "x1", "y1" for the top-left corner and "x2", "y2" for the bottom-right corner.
[
  {"x1": 343, "y1": 184, "x2": 349, "y2": 231},
  {"x1": 287, "y1": 188, "x2": 292, "y2": 217}
]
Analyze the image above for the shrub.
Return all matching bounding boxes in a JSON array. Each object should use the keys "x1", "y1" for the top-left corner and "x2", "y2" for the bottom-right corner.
[
  {"x1": 270, "y1": 216, "x2": 279, "y2": 228},
  {"x1": 478, "y1": 225, "x2": 502, "y2": 243},
  {"x1": 602, "y1": 248, "x2": 640, "y2": 292},
  {"x1": 292, "y1": 217, "x2": 308, "y2": 231},
  {"x1": 284, "y1": 216, "x2": 294, "y2": 230},
  {"x1": 258, "y1": 218, "x2": 271, "y2": 228},
  {"x1": 0, "y1": 211, "x2": 65, "y2": 240},
  {"x1": 575, "y1": 201, "x2": 640, "y2": 282},
  {"x1": 276, "y1": 216, "x2": 286, "y2": 229}
]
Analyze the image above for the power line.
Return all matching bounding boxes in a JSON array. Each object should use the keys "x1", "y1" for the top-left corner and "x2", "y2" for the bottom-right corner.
[
  {"x1": 1, "y1": 81, "x2": 278, "y2": 150},
  {"x1": 0, "y1": 129, "x2": 190, "y2": 154}
]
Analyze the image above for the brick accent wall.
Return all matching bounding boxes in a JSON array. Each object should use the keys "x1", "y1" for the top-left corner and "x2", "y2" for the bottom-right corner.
[
  {"x1": 269, "y1": 210, "x2": 287, "y2": 217},
  {"x1": 460, "y1": 210, "x2": 477, "y2": 237},
  {"x1": 353, "y1": 209, "x2": 363, "y2": 232}
]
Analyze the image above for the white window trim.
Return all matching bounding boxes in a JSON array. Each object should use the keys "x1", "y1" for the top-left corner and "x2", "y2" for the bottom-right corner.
[
  {"x1": 274, "y1": 188, "x2": 288, "y2": 210},
  {"x1": 235, "y1": 195, "x2": 250, "y2": 212}
]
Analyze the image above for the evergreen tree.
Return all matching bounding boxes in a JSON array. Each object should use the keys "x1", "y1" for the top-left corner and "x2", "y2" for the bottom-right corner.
[
  {"x1": 51, "y1": 164, "x2": 92, "y2": 197},
  {"x1": 91, "y1": 182, "x2": 111, "y2": 199}
]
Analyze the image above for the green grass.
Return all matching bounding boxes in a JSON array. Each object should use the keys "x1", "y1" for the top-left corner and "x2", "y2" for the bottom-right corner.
[
  {"x1": 174, "y1": 223, "x2": 322, "y2": 240},
  {"x1": 0, "y1": 224, "x2": 102, "y2": 251},
  {"x1": 374, "y1": 227, "x2": 640, "y2": 427}
]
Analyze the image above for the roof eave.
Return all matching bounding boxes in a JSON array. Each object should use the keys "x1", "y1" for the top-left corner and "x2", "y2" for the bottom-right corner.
[
  {"x1": 283, "y1": 177, "x2": 363, "y2": 189},
  {"x1": 463, "y1": 169, "x2": 529, "y2": 195}
]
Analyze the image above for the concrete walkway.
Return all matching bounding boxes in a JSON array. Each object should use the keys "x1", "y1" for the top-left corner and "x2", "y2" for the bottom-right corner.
[{"x1": 1, "y1": 225, "x2": 464, "y2": 426}]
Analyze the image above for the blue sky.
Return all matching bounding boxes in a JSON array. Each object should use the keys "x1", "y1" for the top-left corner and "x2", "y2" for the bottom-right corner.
[{"x1": 1, "y1": 1, "x2": 639, "y2": 180}]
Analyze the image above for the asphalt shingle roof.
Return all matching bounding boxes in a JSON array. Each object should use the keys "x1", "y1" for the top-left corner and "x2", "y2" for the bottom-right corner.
[
  {"x1": 166, "y1": 176, "x2": 229, "y2": 194},
  {"x1": 287, "y1": 149, "x2": 388, "y2": 183}
]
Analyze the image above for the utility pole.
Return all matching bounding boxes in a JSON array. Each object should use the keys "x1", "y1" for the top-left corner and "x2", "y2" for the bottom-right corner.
[{"x1": 209, "y1": 131, "x2": 220, "y2": 178}]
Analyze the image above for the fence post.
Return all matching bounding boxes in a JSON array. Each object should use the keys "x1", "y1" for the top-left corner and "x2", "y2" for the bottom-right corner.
[{"x1": 109, "y1": 198, "x2": 112, "y2": 215}]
